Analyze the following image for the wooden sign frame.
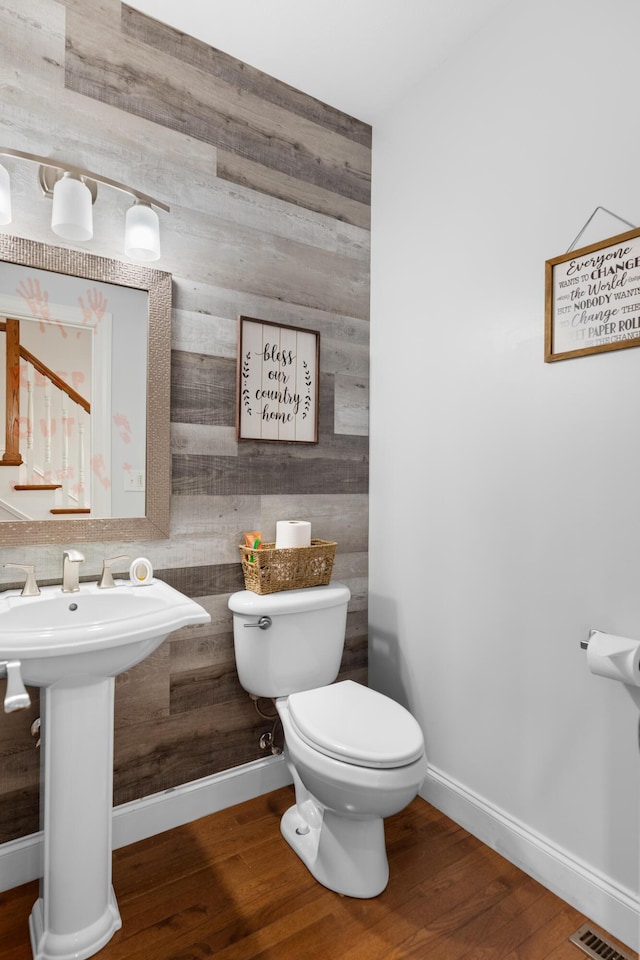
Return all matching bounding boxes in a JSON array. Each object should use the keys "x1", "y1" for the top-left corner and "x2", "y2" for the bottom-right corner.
[
  {"x1": 545, "y1": 226, "x2": 640, "y2": 362},
  {"x1": 236, "y1": 315, "x2": 320, "y2": 443}
]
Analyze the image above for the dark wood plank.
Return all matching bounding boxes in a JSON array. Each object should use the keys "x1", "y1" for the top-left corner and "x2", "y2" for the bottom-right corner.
[
  {"x1": 170, "y1": 351, "x2": 236, "y2": 427},
  {"x1": 112, "y1": 699, "x2": 267, "y2": 804},
  {"x1": 122, "y1": 6, "x2": 372, "y2": 149},
  {"x1": 155, "y1": 563, "x2": 245, "y2": 599},
  {"x1": 169, "y1": 658, "x2": 240, "y2": 715},
  {"x1": 172, "y1": 453, "x2": 369, "y2": 496},
  {"x1": 216, "y1": 150, "x2": 372, "y2": 230},
  {"x1": 0, "y1": 785, "x2": 39, "y2": 845},
  {"x1": 0, "y1": 688, "x2": 41, "y2": 842}
]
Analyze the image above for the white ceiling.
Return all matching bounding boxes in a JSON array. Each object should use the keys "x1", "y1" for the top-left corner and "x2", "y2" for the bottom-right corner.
[{"x1": 127, "y1": 0, "x2": 507, "y2": 124}]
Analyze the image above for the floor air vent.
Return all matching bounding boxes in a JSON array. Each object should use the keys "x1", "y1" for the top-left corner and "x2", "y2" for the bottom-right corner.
[{"x1": 569, "y1": 923, "x2": 636, "y2": 960}]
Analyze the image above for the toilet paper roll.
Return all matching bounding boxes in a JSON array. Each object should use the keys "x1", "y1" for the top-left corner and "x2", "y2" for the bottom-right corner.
[
  {"x1": 275, "y1": 520, "x2": 312, "y2": 549},
  {"x1": 586, "y1": 630, "x2": 640, "y2": 687}
]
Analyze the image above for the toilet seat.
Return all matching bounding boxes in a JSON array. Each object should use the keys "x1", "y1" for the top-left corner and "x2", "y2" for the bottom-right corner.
[{"x1": 287, "y1": 680, "x2": 424, "y2": 769}]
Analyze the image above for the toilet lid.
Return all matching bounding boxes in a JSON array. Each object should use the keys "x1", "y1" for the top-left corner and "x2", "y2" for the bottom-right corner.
[{"x1": 287, "y1": 680, "x2": 424, "y2": 769}]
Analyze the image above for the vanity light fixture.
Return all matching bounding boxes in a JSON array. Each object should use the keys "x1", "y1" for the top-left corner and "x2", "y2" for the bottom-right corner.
[
  {"x1": 0, "y1": 147, "x2": 169, "y2": 261},
  {"x1": 124, "y1": 199, "x2": 161, "y2": 262},
  {"x1": 50, "y1": 171, "x2": 94, "y2": 242}
]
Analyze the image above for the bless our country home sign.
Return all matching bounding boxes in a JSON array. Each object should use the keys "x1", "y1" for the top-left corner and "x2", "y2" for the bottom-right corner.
[{"x1": 236, "y1": 316, "x2": 320, "y2": 443}]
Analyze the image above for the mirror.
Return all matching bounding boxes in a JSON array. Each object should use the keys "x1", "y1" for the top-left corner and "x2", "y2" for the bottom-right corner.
[{"x1": 0, "y1": 234, "x2": 171, "y2": 544}]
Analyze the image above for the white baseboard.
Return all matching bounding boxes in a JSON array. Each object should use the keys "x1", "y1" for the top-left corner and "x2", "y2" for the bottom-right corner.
[
  {"x1": 0, "y1": 755, "x2": 292, "y2": 894},
  {"x1": 421, "y1": 764, "x2": 639, "y2": 954}
]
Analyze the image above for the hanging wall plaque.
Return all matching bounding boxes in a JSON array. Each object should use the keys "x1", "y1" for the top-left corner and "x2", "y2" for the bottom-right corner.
[
  {"x1": 545, "y1": 227, "x2": 640, "y2": 361},
  {"x1": 236, "y1": 316, "x2": 319, "y2": 443}
]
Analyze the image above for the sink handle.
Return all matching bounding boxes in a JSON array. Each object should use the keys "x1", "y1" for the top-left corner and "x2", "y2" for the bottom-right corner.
[
  {"x1": 1, "y1": 661, "x2": 31, "y2": 713},
  {"x1": 3, "y1": 563, "x2": 40, "y2": 597},
  {"x1": 98, "y1": 555, "x2": 130, "y2": 589}
]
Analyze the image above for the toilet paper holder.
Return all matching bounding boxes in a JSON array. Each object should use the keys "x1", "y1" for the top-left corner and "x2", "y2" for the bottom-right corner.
[
  {"x1": 580, "y1": 629, "x2": 599, "y2": 650},
  {"x1": 580, "y1": 627, "x2": 640, "y2": 686},
  {"x1": 581, "y1": 627, "x2": 640, "y2": 649}
]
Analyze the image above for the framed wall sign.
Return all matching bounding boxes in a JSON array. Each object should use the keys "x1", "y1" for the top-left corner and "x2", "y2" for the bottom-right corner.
[
  {"x1": 545, "y1": 226, "x2": 640, "y2": 362},
  {"x1": 236, "y1": 316, "x2": 320, "y2": 443}
]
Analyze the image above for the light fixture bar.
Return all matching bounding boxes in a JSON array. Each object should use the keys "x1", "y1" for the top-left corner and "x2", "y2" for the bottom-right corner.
[{"x1": 0, "y1": 147, "x2": 170, "y2": 213}]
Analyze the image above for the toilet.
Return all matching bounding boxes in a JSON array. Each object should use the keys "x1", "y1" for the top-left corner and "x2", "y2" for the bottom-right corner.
[{"x1": 228, "y1": 583, "x2": 427, "y2": 898}]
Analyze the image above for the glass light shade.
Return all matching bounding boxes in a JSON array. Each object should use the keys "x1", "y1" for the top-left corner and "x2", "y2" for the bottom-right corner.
[
  {"x1": 51, "y1": 173, "x2": 93, "y2": 242},
  {"x1": 124, "y1": 201, "x2": 160, "y2": 261},
  {"x1": 0, "y1": 164, "x2": 12, "y2": 225}
]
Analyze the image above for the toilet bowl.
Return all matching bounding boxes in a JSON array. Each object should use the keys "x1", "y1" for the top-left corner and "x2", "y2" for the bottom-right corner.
[
  {"x1": 228, "y1": 584, "x2": 427, "y2": 898},
  {"x1": 276, "y1": 681, "x2": 427, "y2": 897}
]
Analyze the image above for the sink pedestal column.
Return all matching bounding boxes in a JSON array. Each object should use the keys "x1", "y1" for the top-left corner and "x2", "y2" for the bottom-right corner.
[{"x1": 29, "y1": 676, "x2": 122, "y2": 960}]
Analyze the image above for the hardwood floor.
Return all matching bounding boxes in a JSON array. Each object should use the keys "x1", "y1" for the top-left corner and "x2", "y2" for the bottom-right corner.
[{"x1": 0, "y1": 787, "x2": 634, "y2": 960}]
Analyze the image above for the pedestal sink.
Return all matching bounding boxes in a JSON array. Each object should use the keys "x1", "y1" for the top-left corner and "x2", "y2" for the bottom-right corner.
[{"x1": 0, "y1": 577, "x2": 211, "y2": 960}]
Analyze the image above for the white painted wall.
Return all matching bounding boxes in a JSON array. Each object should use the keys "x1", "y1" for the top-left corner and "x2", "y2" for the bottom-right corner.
[{"x1": 369, "y1": 0, "x2": 640, "y2": 948}]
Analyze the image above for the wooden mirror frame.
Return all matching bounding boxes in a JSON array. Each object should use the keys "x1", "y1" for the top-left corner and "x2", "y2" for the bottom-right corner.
[{"x1": 0, "y1": 234, "x2": 171, "y2": 544}]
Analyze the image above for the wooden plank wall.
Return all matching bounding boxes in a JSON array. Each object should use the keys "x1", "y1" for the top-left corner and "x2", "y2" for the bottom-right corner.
[{"x1": 0, "y1": 0, "x2": 370, "y2": 844}]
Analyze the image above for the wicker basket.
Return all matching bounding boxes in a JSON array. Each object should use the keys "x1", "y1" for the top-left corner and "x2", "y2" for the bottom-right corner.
[{"x1": 239, "y1": 539, "x2": 337, "y2": 595}]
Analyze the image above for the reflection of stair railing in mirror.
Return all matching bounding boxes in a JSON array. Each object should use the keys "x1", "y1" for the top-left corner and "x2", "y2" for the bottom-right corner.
[{"x1": 0, "y1": 317, "x2": 91, "y2": 519}]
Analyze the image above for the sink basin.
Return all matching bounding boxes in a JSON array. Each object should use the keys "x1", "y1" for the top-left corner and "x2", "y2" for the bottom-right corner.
[
  {"x1": 0, "y1": 578, "x2": 209, "y2": 684},
  {"x1": 0, "y1": 576, "x2": 211, "y2": 960}
]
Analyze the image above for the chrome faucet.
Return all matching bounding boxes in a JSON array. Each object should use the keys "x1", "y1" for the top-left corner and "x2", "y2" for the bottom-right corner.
[{"x1": 62, "y1": 550, "x2": 84, "y2": 593}]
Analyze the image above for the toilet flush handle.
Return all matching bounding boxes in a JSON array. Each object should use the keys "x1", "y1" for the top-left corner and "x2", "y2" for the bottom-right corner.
[{"x1": 244, "y1": 616, "x2": 272, "y2": 630}]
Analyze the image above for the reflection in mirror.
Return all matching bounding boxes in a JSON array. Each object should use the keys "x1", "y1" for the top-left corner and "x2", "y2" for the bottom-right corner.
[{"x1": 0, "y1": 234, "x2": 171, "y2": 545}]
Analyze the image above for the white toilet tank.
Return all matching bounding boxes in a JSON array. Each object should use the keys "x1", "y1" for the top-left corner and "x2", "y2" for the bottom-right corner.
[{"x1": 228, "y1": 583, "x2": 351, "y2": 697}]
